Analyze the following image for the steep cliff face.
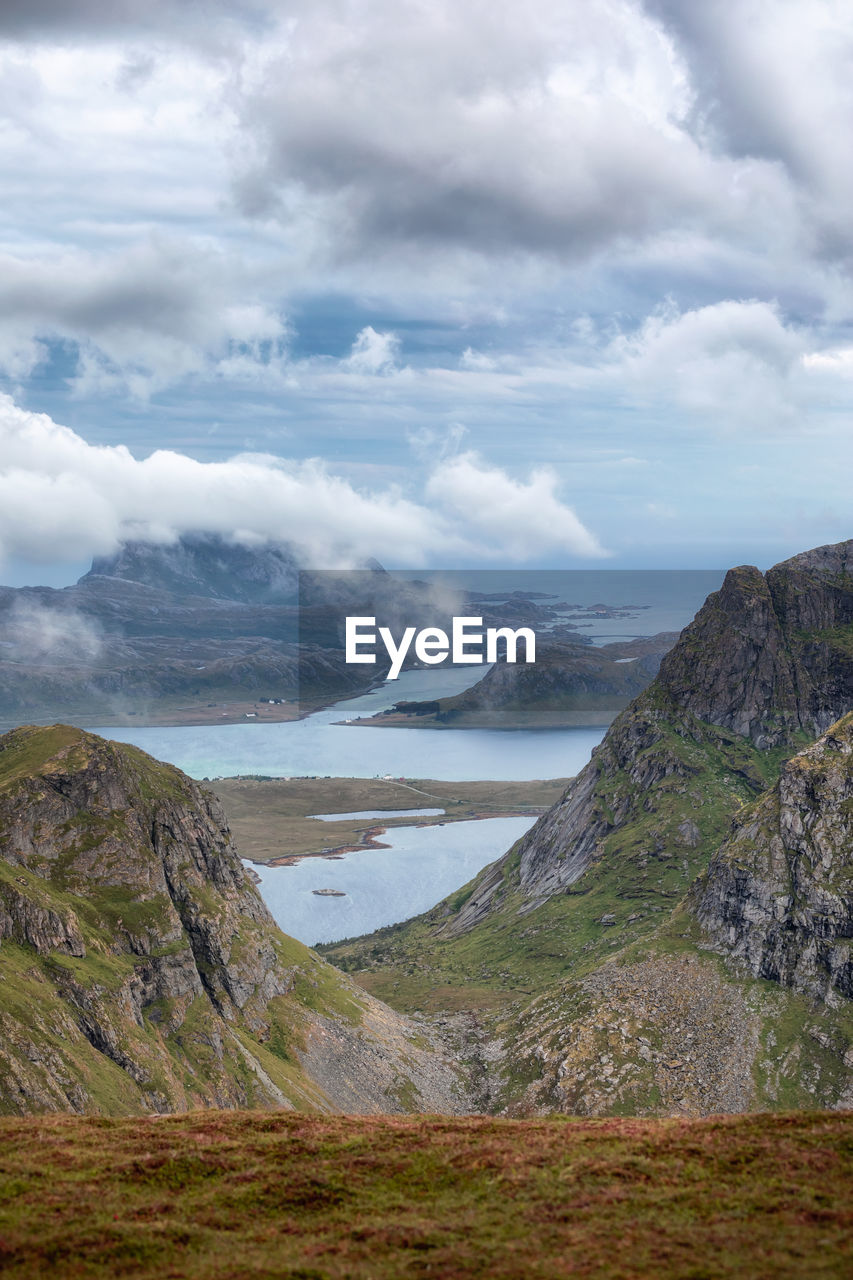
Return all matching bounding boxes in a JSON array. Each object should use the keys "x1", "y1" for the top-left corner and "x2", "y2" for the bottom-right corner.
[
  {"x1": 444, "y1": 541, "x2": 853, "y2": 931},
  {"x1": 696, "y1": 712, "x2": 853, "y2": 1003},
  {"x1": 0, "y1": 725, "x2": 468, "y2": 1117},
  {"x1": 659, "y1": 541, "x2": 853, "y2": 747}
]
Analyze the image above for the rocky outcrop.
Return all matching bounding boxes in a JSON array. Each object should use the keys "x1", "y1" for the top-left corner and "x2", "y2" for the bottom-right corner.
[
  {"x1": 659, "y1": 542, "x2": 853, "y2": 747},
  {"x1": 502, "y1": 954, "x2": 764, "y2": 1118},
  {"x1": 656, "y1": 565, "x2": 800, "y2": 748},
  {"x1": 444, "y1": 541, "x2": 853, "y2": 930},
  {"x1": 696, "y1": 712, "x2": 853, "y2": 1003},
  {"x1": 0, "y1": 724, "x2": 470, "y2": 1116}
]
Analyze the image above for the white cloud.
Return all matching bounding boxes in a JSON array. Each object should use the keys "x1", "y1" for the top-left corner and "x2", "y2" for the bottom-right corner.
[
  {"x1": 3, "y1": 599, "x2": 103, "y2": 662},
  {"x1": 0, "y1": 242, "x2": 289, "y2": 395},
  {"x1": 426, "y1": 452, "x2": 607, "y2": 560},
  {"x1": 0, "y1": 396, "x2": 605, "y2": 568},
  {"x1": 802, "y1": 346, "x2": 853, "y2": 376},
  {"x1": 0, "y1": 1, "x2": 851, "y2": 570},
  {"x1": 460, "y1": 349, "x2": 498, "y2": 372},
  {"x1": 233, "y1": 0, "x2": 733, "y2": 263},
  {"x1": 343, "y1": 326, "x2": 401, "y2": 375},
  {"x1": 607, "y1": 299, "x2": 807, "y2": 429}
]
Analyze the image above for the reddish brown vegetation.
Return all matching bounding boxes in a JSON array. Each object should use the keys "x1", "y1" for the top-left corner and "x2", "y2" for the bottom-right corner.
[{"x1": 0, "y1": 1110, "x2": 852, "y2": 1277}]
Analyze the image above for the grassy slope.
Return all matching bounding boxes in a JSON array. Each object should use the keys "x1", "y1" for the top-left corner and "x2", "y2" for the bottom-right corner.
[
  {"x1": 321, "y1": 690, "x2": 803, "y2": 1013},
  {"x1": 0, "y1": 1111, "x2": 851, "y2": 1279},
  {"x1": 0, "y1": 727, "x2": 372, "y2": 1115}
]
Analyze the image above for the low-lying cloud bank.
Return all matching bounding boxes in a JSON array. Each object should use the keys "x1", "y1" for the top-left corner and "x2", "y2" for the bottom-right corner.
[{"x1": 0, "y1": 395, "x2": 606, "y2": 571}]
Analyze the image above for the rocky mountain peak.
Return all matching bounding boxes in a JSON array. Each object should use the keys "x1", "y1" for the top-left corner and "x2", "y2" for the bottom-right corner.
[
  {"x1": 658, "y1": 543, "x2": 853, "y2": 747},
  {"x1": 441, "y1": 539, "x2": 853, "y2": 930}
]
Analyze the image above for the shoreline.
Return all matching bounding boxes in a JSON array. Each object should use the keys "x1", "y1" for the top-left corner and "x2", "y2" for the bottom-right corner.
[
  {"x1": 263, "y1": 808, "x2": 543, "y2": 866},
  {"x1": 213, "y1": 774, "x2": 568, "y2": 866},
  {"x1": 338, "y1": 709, "x2": 620, "y2": 730}
]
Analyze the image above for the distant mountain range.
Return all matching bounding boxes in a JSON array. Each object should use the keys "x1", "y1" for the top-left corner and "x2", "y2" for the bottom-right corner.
[{"x1": 0, "y1": 535, "x2": 375, "y2": 727}]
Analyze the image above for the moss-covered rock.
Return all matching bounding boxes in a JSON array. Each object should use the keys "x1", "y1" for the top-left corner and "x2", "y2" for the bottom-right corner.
[{"x1": 696, "y1": 711, "x2": 853, "y2": 1002}]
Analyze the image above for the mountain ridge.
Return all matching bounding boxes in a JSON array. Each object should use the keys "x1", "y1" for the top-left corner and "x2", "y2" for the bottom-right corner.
[{"x1": 0, "y1": 723, "x2": 468, "y2": 1116}]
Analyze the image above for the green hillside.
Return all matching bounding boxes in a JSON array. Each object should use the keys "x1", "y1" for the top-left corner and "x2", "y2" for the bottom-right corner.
[{"x1": 0, "y1": 725, "x2": 466, "y2": 1117}]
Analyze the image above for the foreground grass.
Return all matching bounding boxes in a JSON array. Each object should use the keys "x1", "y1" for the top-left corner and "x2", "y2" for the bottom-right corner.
[{"x1": 0, "y1": 1112, "x2": 851, "y2": 1278}]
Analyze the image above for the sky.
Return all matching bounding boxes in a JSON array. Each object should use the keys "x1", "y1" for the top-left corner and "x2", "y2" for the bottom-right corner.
[{"x1": 0, "y1": 0, "x2": 851, "y2": 582}]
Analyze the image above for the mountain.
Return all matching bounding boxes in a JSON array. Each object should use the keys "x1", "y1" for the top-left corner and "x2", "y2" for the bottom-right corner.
[
  {"x1": 0, "y1": 724, "x2": 468, "y2": 1116},
  {"x1": 0, "y1": 536, "x2": 379, "y2": 727},
  {"x1": 371, "y1": 632, "x2": 679, "y2": 728},
  {"x1": 83, "y1": 534, "x2": 300, "y2": 604},
  {"x1": 322, "y1": 540, "x2": 853, "y2": 1115},
  {"x1": 696, "y1": 710, "x2": 853, "y2": 1003}
]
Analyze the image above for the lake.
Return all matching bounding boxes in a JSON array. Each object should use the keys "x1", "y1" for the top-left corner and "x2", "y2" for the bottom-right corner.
[{"x1": 248, "y1": 814, "x2": 535, "y2": 945}]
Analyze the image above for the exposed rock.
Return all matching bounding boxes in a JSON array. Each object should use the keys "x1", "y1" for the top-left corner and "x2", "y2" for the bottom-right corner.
[
  {"x1": 84, "y1": 534, "x2": 301, "y2": 604},
  {"x1": 696, "y1": 711, "x2": 853, "y2": 1004},
  {"x1": 447, "y1": 540, "x2": 853, "y2": 928},
  {"x1": 0, "y1": 724, "x2": 471, "y2": 1116},
  {"x1": 659, "y1": 542, "x2": 853, "y2": 746},
  {"x1": 502, "y1": 954, "x2": 762, "y2": 1118}
]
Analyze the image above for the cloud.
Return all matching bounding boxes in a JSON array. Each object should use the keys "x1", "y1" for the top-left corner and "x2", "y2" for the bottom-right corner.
[
  {"x1": 1, "y1": 599, "x2": 102, "y2": 662},
  {"x1": 233, "y1": 0, "x2": 736, "y2": 263},
  {"x1": 426, "y1": 452, "x2": 608, "y2": 560},
  {"x1": 214, "y1": 0, "x2": 849, "y2": 294},
  {"x1": 802, "y1": 346, "x2": 853, "y2": 376},
  {"x1": 611, "y1": 299, "x2": 806, "y2": 427},
  {"x1": 0, "y1": 242, "x2": 289, "y2": 395},
  {"x1": 342, "y1": 326, "x2": 401, "y2": 375},
  {"x1": 645, "y1": 0, "x2": 853, "y2": 262},
  {"x1": 0, "y1": 0, "x2": 851, "y2": 572},
  {"x1": 0, "y1": 0, "x2": 267, "y2": 40},
  {"x1": 0, "y1": 395, "x2": 605, "y2": 569}
]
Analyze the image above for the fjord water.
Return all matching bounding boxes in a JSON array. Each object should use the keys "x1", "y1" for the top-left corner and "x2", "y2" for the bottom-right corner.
[
  {"x1": 95, "y1": 666, "x2": 607, "y2": 782},
  {"x1": 93, "y1": 570, "x2": 722, "y2": 942},
  {"x1": 96, "y1": 668, "x2": 602, "y2": 942},
  {"x1": 248, "y1": 815, "x2": 536, "y2": 945}
]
